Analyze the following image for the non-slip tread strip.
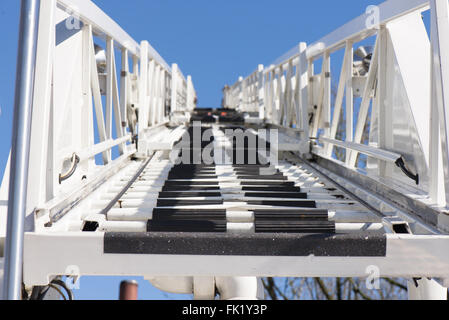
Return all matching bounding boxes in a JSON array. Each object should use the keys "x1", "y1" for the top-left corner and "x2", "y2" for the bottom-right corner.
[{"x1": 104, "y1": 232, "x2": 387, "y2": 257}]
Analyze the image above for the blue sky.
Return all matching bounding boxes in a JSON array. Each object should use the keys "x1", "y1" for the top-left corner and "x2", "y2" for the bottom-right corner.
[{"x1": 0, "y1": 0, "x2": 384, "y2": 299}]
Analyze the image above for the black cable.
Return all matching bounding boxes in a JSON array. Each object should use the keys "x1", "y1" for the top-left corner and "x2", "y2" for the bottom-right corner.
[
  {"x1": 51, "y1": 279, "x2": 74, "y2": 300},
  {"x1": 395, "y1": 157, "x2": 419, "y2": 185},
  {"x1": 29, "y1": 279, "x2": 74, "y2": 300},
  {"x1": 47, "y1": 284, "x2": 67, "y2": 300}
]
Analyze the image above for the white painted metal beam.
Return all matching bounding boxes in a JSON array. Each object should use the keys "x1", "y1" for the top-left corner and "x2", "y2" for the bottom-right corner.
[{"x1": 22, "y1": 232, "x2": 449, "y2": 286}]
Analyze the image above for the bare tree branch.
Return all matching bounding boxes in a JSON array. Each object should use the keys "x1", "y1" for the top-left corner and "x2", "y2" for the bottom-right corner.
[{"x1": 314, "y1": 278, "x2": 333, "y2": 300}]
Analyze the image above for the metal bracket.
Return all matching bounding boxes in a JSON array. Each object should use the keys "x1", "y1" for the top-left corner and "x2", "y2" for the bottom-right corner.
[{"x1": 58, "y1": 153, "x2": 80, "y2": 184}]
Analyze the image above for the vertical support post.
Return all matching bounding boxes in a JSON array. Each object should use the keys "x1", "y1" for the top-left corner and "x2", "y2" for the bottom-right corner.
[
  {"x1": 284, "y1": 62, "x2": 293, "y2": 127},
  {"x1": 106, "y1": 37, "x2": 114, "y2": 142},
  {"x1": 170, "y1": 63, "x2": 178, "y2": 113},
  {"x1": 430, "y1": 0, "x2": 449, "y2": 207},
  {"x1": 82, "y1": 24, "x2": 94, "y2": 171},
  {"x1": 429, "y1": 45, "x2": 446, "y2": 205},
  {"x1": 257, "y1": 64, "x2": 265, "y2": 120},
  {"x1": 147, "y1": 59, "x2": 156, "y2": 127},
  {"x1": 138, "y1": 41, "x2": 149, "y2": 134},
  {"x1": 187, "y1": 75, "x2": 193, "y2": 111},
  {"x1": 298, "y1": 42, "x2": 310, "y2": 153},
  {"x1": 238, "y1": 76, "x2": 243, "y2": 111},
  {"x1": 345, "y1": 41, "x2": 354, "y2": 165},
  {"x1": 120, "y1": 48, "x2": 129, "y2": 128},
  {"x1": 3, "y1": 0, "x2": 40, "y2": 300},
  {"x1": 275, "y1": 68, "x2": 283, "y2": 126},
  {"x1": 242, "y1": 76, "x2": 248, "y2": 113},
  {"x1": 264, "y1": 68, "x2": 272, "y2": 122},
  {"x1": 28, "y1": 0, "x2": 55, "y2": 206},
  {"x1": 270, "y1": 69, "x2": 277, "y2": 124},
  {"x1": 155, "y1": 66, "x2": 163, "y2": 124},
  {"x1": 162, "y1": 70, "x2": 168, "y2": 120},
  {"x1": 307, "y1": 59, "x2": 314, "y2": 135},
  {"x1": 323, "y1": 52, "x2": 331, "y2": 138},
  {"x1": 152, "y1": 65, "x2": 161, "y2": 126},
  {"x1": 377, "y1": 26, "x2": 393, "y2": 178}
]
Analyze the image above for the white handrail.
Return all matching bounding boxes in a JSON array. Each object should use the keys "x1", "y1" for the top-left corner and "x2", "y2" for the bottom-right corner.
[{"x1": 57, "y1": 0, "x2": 171, "y2": 72}]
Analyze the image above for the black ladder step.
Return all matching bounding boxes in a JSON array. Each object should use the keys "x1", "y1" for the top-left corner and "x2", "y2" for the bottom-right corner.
[
  {"x1": 169, "y1": 169, "x2": 216, "y2": 173},
  {"x1": 152, "y1": 209, "x2": 327, "y2": 221},
  {"x1": 157, "y1": 199, "x2": 223, "y2": 206},
  {"x1": 231, "y1": 164, "x2": 272, "y2": 168},
  {"x1": 104, "y1": 232, "x2": 387, "y2": 257},
  {"x1": 147, "y1": 220, "x2": 226, "y2": 232},
  {"x1": 152, "y1": 213, "x2": 227, "y2": 221},
  {"x1": 164, "y1": 181, "x2": 219, "y2": 186},
  {"x1": 255, "y1": 221, "x2": 335, "y2": 233},
  {"x1": 238, "y1": 176, "x2": 288, "y2": 180},
  {"x1": 147, "y1": 219, "x2": 334, "y2": 233},
  {"x1": 158, "y1": 192, "x2": 222, "y2": 198},
  {"x1": 253, "y1": 209, "x2": 328, "y2": 220},
  {"x1": 167, "y1": 175, "x2": 218, "y2": 180},
  {"x1": 167, "y1": 176, "x2": 218, "y2": 180},
  {"x1": 153, "y1": 208, "x2": 227, "y2": 214},
  {"x1": 246, "y1": 200, "x2": 316, "y2": 208},
  {"x1": 242, "y1": 186, "x2": 301, "y2": 192},
  {"x1": 234, "y1": 172, "x2": 284, "y2": 177},
  {"x1": 167, "y1": 170, "x2": 216, "y2": 175},
  {"x1": 170, "y1": 167, "x2": 216, "y2": 170},
  {"x1": 242, "y1": 181, "x2": 295, "y2": 186},
  {"x1": 232, "y1": 168, "x2": 281, "y2": 172},
  {"x1": 244, "y1": 192, "x2": 307, "y2": 199},
  {"x1": 161, "y1": 186, "x2": 221, "y2": 191}
]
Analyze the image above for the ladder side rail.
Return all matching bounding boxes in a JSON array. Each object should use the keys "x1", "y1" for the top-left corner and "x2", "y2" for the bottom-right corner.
[
  {"x1": 30, "y1": 0, "x2": 145, "y2": 224},
  {"x1": 1, "y1": 0, "x2": 196, "y2": 243},
  {"x1": 288, "y1": 5, "x2": 433, "y2": 191}
]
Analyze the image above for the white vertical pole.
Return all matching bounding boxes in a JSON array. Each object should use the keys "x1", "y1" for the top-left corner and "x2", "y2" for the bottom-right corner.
[
  {"x1": 238, "y1": 76, "x2": 243, "y2": 111},
  {"x1": 120, "y1": 48, "x2": 129, "y2": 129},
  {"x1": 345, "y1": 41, "x2": 354, "y2": 165},
  {"x1": 170, "y1": 63, "x2": 178, "y2": 113},
  {"x1": 429, "y1": 47, "x2": 446, "y2": 205},
  {"x1": 3, "y1": 0, "x2": 40, "y2": 300},
  {"x1": 264, "y1": 70, "x2": 271, "y2": 121},
  {"x1": 138, "y1": 41, "x2": 149, "y2": 133},
  {"x1": 430, "y1": 0, "x2": 449, "y2": 207},
  {"x1": 82, "y1": 22, "x2": 94, "y2": 172},
  {"x1": 147, "y1": 59, "x2": 156, "y2": 127},
  {"x1": 257, "y1": 64, "x2": 265, "y2": 120},
  {"x1": 307, "y1": 60, "x2": 314, "y2": 135},
  {"x1": 271, "y1": 71, "x2": 277, "y2": 123},
  {"x1": 275, "y1": 69, "x2": 283, "y2": 126},
  {"x1": 284, "y1": 62, "x2": 292, "y2": 127},
  {"x1": 151, "y1": 65, "x2": 160, "y2": 126},
  {"x1": 28, "y1": 0, "x2": 55, "y2": 207},
  {"x1": 187, "y1": 75, "x2": 193, "y2": 111},
  {"x1": 323, "y1": 52, "x2": 331, "y2": 138},
  {"x1": 298, "y1": 42, "x2": 310, "y2": 150},
  {"x1": 106, "y1": 37, "x2": 114, "y2": 142},
  {"x1": 377, "y1": 26, "x2": 393, "y2": 178}
]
